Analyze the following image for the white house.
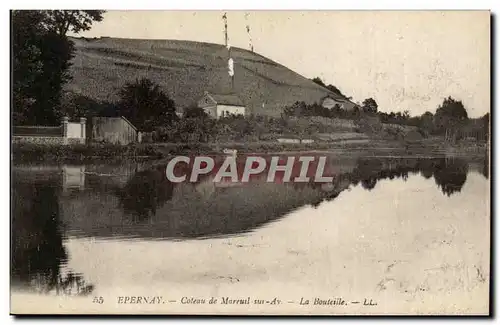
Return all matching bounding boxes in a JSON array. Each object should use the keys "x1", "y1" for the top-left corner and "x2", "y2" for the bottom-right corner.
[
  {"x1": 197, "y1": 91, "x2": 246, "y2": 118},
  {"x1": 321, "y1": 94, "x2": 359, "y2": 112}
]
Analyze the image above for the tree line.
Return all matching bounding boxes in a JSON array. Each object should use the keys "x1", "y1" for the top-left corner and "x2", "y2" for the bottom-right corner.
[
  {"x1": 65, "y1": 75, "x2": 489, "y2": 143},
  {"x1": 302, "y1": 76, "x2": 490, "y2": 141}
]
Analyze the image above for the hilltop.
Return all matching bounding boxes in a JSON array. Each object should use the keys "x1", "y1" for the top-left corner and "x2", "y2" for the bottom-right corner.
[{"x1": 66, "y1": 37, "x2": 341, "y2": 117}]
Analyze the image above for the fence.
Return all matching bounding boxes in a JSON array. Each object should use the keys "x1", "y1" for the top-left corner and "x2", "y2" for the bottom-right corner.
[
  {"x1": 13, "y1": 126, "x2": 62, "y2": 137},
  {"x1": 13, "y1": 117, "x2": 87, "y2": 145}
]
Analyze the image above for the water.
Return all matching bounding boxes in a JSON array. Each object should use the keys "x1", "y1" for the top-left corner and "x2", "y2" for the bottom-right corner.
[{"x1": 11, "y1": 154, "x2": 490, "y2": 314}]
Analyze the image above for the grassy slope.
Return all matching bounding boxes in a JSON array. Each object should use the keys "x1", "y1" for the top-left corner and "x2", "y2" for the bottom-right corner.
[{"x1": 66, "y1": 37, "x2": 336, "y2": 117}]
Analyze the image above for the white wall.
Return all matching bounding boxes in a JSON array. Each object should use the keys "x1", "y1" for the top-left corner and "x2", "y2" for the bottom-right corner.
[
  {"x1": 277, "y1": 138, "x2": 300, "y2": 144},
  {"x1": 322, "y1": 97, "x2": 342, "y2": 110},
  {"x1": 217, "y1": 105, "x2": 245, "y2": 118},
  {"x1": 67, "y1": 123, "x2": 82, "y2": 138},
  {"x1": 322, "y1": 98, "x2": 359, "y2": 112},
  {"x1": 62, "y1": 165, "x2": 85, "y2": 189}
]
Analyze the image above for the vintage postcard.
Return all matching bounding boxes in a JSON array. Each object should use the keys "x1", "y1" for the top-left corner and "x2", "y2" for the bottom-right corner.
[{"x1": 10, "y1": 10, "x2": 490, "y2": 315}]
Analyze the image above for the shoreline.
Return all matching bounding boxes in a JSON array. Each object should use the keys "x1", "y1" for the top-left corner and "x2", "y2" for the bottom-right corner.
[{"x1": 11, "y1": 140, "x2": 488, "y2": 164}]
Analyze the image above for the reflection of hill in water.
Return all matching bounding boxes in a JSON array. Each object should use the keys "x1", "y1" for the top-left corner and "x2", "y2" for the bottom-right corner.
[
  {"x1": 11, "y1": 156, "x2": 486, "y2": 293},
  {"x1": 62, "y1": 181, "x2": 325, "y2": 240},
  {"x1": 52, "y1": 156, "x2": 479, "y2": 240}
]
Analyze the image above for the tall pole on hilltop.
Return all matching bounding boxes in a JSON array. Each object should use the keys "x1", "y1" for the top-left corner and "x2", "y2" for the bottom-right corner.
[
  {"x1": 245, "y1": 12, "x2": 254, "y2": 52},
  {"x1": 222, "y1": 12, "x2": 228, "y2": 48},
  {"x1": 223, "y1": 12, "x2": 235, "y2": 92}
]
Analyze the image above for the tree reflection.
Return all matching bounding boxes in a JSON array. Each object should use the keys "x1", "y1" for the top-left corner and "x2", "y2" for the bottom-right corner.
[
  {"x1": 351, "y1": 158, "x2": 382, "y2": 190},
  {"x1": 482, "y1": 156, "x2": 489, "y2": 179},
  {"x1": 417, "y1": 159, "x2": 439, "y2": 179},
  {"x1": 11, "y1": 181, "x2": 94, "y2": 295},
  {"x1": 116, "y1": 166, "x2": 175, "y2": 221},
  {"x1": 349, "y1": 157, "x2": 468, "y2": 196},
  {"x1": 350, "y1": 158, "x2": 413, "y2": 191},
  {"x1": 433, "y1": 158, "x2": 468, "y2": 196},
  {"x1": 361, "y1": 177, "x2": 378, "y2": 190}
]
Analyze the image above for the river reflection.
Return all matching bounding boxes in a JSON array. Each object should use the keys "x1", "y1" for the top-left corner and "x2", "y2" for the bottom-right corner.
[
  {"x1": 115, "y1": 168, "x2": 175, "y2": 222},
  {"x1": 11, "y1": 178, "x2": 94, "y2": 296},
  {"x1": 11, "y1": 155, "x2": 489, "y2": 296}
]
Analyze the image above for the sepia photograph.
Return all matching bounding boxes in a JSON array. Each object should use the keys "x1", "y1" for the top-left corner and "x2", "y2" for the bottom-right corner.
[{"x1": 9, "y1": 10, "x2": 491, "y2": 315}]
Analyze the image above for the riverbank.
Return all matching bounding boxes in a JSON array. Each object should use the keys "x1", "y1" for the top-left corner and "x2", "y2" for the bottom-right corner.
[
  {"x1": 11, "y1": 139, "x2": 488, "y2": 164},
  {"x1": 11, "y1": 143, "x2": 165, "y2": 163}
]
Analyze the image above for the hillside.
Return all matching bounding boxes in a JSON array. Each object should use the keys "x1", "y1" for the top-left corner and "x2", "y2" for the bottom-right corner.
[{"x1": 66, "y1": 37, "x2": 339, "y2": 117}]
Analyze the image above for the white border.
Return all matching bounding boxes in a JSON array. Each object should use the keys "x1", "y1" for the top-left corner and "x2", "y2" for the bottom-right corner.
[
  {"x1": 1, "y1": 1, "x2": 497, "y2": 324},
  {"x1": 4, "y1": 1, "x2": 498, "y2": 10}
]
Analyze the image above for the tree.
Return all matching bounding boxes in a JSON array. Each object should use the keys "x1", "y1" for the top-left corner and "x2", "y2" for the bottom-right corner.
[
  {"x1": 283, "y1": 101, "x2": 307, "y2": 117},
  {"x1": 40, "y1": 10, "x2": 105, "y2": 36},
  {"x1": 12, "y1": 11, "x2": 45, "y2": 124},
  {"x1": 326, "y1": 85, "x2": 341, "y2": 95},
  {"x1": 434, "y1": 96, "x2": 469, "y2": 138},
  {"x1": 477, "y1": 112, "x2": 490, "y2": 142},
  {"x1": 350, "y1": 106, "x2": 361, "y2": 119},
  {"x1": 30, "y1": 31, "x2": 75, "y2": 125},
  {"x1": 361, "y1": 98, "x2": 378, "y2": 114},
  {"x1": 311, "y1": 76, "x2": 350, "y2": 99},
  {"x1": 482, "y1": 112, "x2": 490, "y2": 132},
  {"x1": 12, "y1": 10, "x2": 105, "y2": 125},
  {"x1": 36, "y1": 11, "x2": 105, "y2": 125},
  {"x1": 222, "y1": 115, "x2": 255, "y2": 140},
  {"x1": 303, "y1": 102, "x2": 330, "y2": 117},
  {"x1": 326, "y1": 84, "x2": 351, "y2": 99},
  {"x1": 60, "y1": 93, "x2": 117, "y2": 119},
  {"x1": 164, "y1": 117, "x2": 214, "y2": 142},
  {"x1": 183, "y1": 104, "x2": 208, "y2": 118},
  {"x1": 311, "y1": 77, "x2": 327, "y2": 88},
  {"x1": 419, "y1": 111, "x2": 435, "y2": 135},
  {"x1": 118, "y1": 78, "x2": 177, "y2": 131},
  {"x1": 329, "y1": 103, "x2": 344, "y2": 118}
]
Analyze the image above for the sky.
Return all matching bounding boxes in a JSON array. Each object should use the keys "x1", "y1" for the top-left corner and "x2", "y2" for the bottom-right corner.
[{"x1": 71, "y1": 11, "x2": 490, "y2": 117}]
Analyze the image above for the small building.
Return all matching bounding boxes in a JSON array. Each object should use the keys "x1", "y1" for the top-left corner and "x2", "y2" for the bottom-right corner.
[
  {"x1": 321, "y1": 94, "x2": 359, "y2": 112},
  {"x1": 277, "y1": 135, "x2": 315, "y2": 144},
  {"x1": 277, "y1": 137, "x2": 301, "y2": 144},
  {"x1": 91, "y1": 116, "x2": 140, "y2": 145},
  {"x1": 197, "y1": 91, "x2": 246, "y2": 118},
  {"x1": 175, "y1": 107, "x2": 184, "y2": 118}
]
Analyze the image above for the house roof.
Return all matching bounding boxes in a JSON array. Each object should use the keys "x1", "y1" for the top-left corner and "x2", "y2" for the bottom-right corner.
[
  {"x1": 321, "y1": 91, "x2": 345, "y2": 100},
  {"x1": 321, "y1": 94, "x2": 350, "y2": 103},
  {"x1": 205, "y1": 92, "x2": 245, "y2": 107},
  {"x1": 321, "y1": 94, "x2": 359, "y2": 107},
  {"x1": 120, "y1": 116, "x2": 138, "y2": 131},
  {"x1": 92, "y1": 116, "x2": 138, "y2": 131}
]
